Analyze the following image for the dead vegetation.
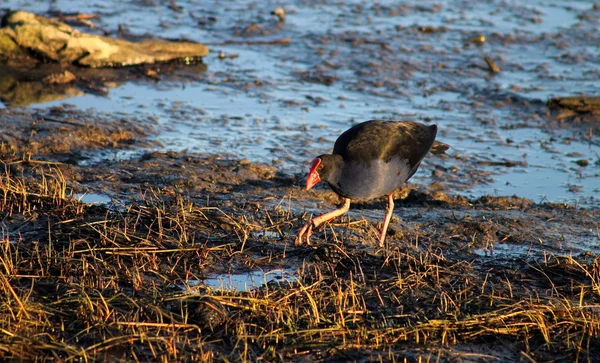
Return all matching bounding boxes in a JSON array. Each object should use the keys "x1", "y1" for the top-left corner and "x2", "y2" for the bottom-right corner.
[{"x1": 0, "y1": 159, "x2": 599, "y2": 362}]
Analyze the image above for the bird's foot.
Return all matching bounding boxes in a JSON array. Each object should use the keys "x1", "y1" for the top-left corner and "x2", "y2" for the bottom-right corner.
[{"x1": 295, "y1": 222, "x2": 314, "y2": 245}]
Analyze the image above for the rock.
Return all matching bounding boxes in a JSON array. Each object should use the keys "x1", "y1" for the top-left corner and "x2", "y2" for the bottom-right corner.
[
  {"x1": 547, "y1": 96, "x2": 600, "y2": 114},
  {"x1": 0, "y1": 10, "x2": 209, "y2": 67}
]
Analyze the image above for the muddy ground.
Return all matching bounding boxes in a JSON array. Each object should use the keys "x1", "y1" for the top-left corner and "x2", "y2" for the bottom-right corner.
[{"x1": 1, "y1": 107, "x2": 599, "y2": 361}]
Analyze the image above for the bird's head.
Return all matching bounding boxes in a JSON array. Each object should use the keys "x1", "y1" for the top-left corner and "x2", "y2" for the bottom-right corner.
[{"x1": 305, "y1": 154, "x2": 341, "y2": 191}]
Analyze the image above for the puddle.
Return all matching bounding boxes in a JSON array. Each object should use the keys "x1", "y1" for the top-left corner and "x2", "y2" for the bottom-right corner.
[
  {"x1": 184, "y1": 268, "x2": 296, "y2": 292},
  {"x1": 251, "y1": 230, "x2": 282, "y2": 239},
  {"x1": 474, "y1": 243, "x2": 538, "y2": 258},
  {"x1": 475, "y1": 237, "x2": 600, "y2": 259},
  {"x1": 74, "y1": 193, "x2": 113, "y2": 205}
]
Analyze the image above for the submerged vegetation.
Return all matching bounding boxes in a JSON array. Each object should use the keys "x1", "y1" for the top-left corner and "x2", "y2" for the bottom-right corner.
[{"x1": 0, "y1": 160, "x2": 599, "y2": 362}]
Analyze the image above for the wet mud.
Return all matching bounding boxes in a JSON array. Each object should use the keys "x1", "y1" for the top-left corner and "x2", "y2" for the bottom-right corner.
[{"x1": 0, "y1": 107, "x2": 157, "y2": 161}]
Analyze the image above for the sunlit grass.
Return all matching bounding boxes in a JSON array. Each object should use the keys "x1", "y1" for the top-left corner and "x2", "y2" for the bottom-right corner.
[{"x1": 0, "y1": 160, "x2": 598, "y2": 361}]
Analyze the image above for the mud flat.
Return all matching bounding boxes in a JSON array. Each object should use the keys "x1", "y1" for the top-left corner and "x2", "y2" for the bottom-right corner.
[{"x1": 1, "y1": 108, "x2": 599, "y2": 361}]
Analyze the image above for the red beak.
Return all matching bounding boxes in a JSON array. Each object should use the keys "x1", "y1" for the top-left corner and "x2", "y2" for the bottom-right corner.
[{"x1": 305, "y1": 158, "x2": 322, "y2": 190}]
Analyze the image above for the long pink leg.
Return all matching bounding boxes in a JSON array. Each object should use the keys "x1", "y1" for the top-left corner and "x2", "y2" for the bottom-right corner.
[
  {"x1": 378, "y1": 194, "x2": 394, "y2": 247},
  {"x1": 295, "y1": 198, "x2": 351, "y2": 245}
]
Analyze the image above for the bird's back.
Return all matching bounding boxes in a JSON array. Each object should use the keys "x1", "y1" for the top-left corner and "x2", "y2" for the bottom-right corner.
[
  {"x1": 333, "y1": 120, "x2": 437, "y2": 168},
  {"x1": 327, "y1": 120, "x2": 438, "y2": 200}
]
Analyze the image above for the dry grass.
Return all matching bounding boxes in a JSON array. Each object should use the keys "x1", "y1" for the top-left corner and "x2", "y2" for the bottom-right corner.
[{"x1": 0, "y1": 161, "x2": 599, "y2": 362}]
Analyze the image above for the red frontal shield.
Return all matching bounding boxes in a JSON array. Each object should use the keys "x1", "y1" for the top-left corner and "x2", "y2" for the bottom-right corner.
[{"x1": 305, "y1": 158, "x2": 322, "y2": 190}]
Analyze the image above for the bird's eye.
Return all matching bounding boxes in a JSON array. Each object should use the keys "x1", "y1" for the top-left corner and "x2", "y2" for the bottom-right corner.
[{"x1": 318, "y1": 164, "x2": 324, "y2": 170}]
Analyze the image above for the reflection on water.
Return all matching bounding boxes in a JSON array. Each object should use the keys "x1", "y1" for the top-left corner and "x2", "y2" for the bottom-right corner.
[{"x1": 0, "y1": 71, "x2": 85, "y2": 107}]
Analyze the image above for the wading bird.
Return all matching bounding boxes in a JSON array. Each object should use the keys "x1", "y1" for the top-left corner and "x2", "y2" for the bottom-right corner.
[{"x1": 296, "y1": 120, "x2": 446, "y2": 247}]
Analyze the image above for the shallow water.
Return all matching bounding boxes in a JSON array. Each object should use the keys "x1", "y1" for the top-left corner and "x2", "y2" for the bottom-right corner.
[
  {"x1": 184, "y1": 269, "x2": 296, "y2": 292},
  {"x1": 74, "y1": 192, "x2": 113, "y2": 205},
  {"x1": 2, "y1": 0, "x2": 599, "y2": 205},
  {"x1": 474, "y1": 243, "x2": 536, "y2": 258}
]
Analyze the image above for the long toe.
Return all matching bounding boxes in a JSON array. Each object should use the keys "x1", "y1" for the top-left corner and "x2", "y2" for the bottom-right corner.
[{"x1": 295, "y1": 223, "x2": 313, "y2": 245}]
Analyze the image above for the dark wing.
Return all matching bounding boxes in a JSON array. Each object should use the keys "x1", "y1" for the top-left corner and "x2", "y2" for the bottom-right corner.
[{"x1": 333, "y1": 120, "x2": 437, "y2": 169}]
